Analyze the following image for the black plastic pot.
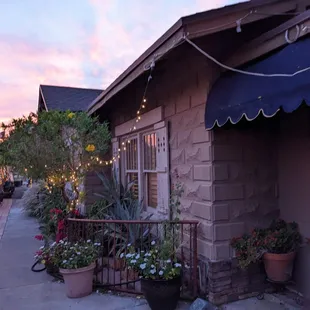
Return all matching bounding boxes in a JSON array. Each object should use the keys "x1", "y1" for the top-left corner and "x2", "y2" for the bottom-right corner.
[{"x1": 141, "y1": 276, "x2": 181, "y2": 310}]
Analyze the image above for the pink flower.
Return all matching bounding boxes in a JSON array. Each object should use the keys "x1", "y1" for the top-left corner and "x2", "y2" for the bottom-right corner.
[{"x1": 35, "y1": 235, "x2": 44, "y2": 241}]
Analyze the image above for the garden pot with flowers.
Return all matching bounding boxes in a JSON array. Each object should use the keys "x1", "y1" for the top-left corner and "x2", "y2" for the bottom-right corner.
[
  {"x1": 36, "y1": 239, "x2": 101, "y2": 298},
  {"x1": 231, "y1": 219, "x2": 302, "y2": 283},
  {"x1": 122, "y1": 240, "x2": 182, "y2": 310}
]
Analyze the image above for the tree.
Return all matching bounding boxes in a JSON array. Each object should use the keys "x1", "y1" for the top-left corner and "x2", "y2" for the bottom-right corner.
[{"x1": 0, "y1": 110, "x2": 111, "y2": 207}]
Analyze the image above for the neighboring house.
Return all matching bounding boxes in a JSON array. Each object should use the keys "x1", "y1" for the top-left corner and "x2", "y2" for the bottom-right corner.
[
  {"x1": 87, "y1": 0, "x2": 310, "y2": 304},
  {"x1": 37, "y1": 84, "x2": 106, "y2": 208},
  {"x1": 38, "y1": 84, "x2": 103, "y2": 112}
]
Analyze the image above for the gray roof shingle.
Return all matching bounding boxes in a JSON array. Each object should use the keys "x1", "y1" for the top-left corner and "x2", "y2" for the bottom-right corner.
[{"x1": 40, "y1": 85, "x2": 103, "y2": 112}]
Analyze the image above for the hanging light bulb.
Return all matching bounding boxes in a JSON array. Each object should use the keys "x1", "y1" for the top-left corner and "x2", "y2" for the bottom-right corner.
[
  {"x1": 142, "y1": 105, "x2": 145, "y2": 109},
  {"x1": 236, "y1": 19, "x2": 242, "y2": 33}
]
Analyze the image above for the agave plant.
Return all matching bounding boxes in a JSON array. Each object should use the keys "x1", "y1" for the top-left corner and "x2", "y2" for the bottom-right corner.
[{"x1": 94, "y1": 171, "x2": 153, "y2": 256}]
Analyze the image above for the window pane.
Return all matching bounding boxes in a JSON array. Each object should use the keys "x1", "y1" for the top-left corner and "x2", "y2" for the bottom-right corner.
[
  {"x1": 126, "y1": 138, "x2": 138, "y2": 170},
  {"x1": 128, "y1": 173, "x2": 138, "y2": 199},
  {"x1": 147, "y1": 173, "x2": 157, "y2": 208},
  {"x1": 143, "y1": 133, "x2": 156, "y2": 171}
]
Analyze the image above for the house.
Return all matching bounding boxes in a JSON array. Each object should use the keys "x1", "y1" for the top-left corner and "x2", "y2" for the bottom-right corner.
[
  {"x1": 87, "y1": 0, "x2": 310, "y2": 305},
  {"x1": 38, "y1": 84, "x2": 102, "y2": 112}
]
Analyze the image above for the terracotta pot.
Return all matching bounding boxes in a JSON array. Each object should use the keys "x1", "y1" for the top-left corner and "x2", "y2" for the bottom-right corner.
[
  {"x1": 263, "y1": 252, "x2": 296, "y2": 282},
  {"x1": 60, "y1": 262, "x2": 95, "y2": 298},
  {"x1": 109, "y1": 258, "x2": 124, "y2": 270}
]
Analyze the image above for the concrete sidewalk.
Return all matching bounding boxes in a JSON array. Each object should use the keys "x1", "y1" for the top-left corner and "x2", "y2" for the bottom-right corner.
[
  {"x1": 0, "y1": 195, "x2": 302, "y2": 310},
  {"x1": 0, "y1": 199, "x2": 190, "y2": 310}
]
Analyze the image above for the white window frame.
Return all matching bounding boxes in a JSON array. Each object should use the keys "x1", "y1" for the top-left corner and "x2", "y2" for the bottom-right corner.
[{"x1": 114, "y1": 107, "x2": 170, "y2": 219}]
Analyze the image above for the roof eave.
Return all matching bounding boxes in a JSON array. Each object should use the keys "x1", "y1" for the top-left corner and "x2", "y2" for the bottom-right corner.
[{"x1": 88, "y1": 0, "x2": 300, "y2": 115}]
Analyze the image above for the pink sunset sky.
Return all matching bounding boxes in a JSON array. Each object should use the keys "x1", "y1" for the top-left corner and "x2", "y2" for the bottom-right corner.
[{"x1": 0, "y1": 0, "x2": 245, "y2": 124}]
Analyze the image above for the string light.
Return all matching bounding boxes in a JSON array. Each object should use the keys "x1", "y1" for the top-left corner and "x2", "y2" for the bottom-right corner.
[{"x1": 22, "y1": 58, "x2": 155, "y2": 177}]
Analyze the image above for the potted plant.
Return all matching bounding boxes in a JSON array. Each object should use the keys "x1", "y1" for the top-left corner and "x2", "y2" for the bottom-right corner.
[
  {"x1": 122, "y1": 240, "x2": 182, "y2": 310},
  {"x1": 262, "y1": 220, "x2": 301, "y2": 282},
  {"x1": 231, "y1": 219, "x2": 302, "y2": 282},
  {"x1": 36, "y1": 239, "x2": 101, "y2": 298}
]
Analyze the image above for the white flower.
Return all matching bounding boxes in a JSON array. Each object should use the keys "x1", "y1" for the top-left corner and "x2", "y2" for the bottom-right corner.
[
  {"x1": 151, "y1": 241, "x2": 156, "y2": 246},
  {"x1": 126, "y1": 253, "x2": 132, "y2": 258},
  {"x1": 127, "y1": 243, "x2": 131, "y2": 247},
  {"x1": 40, "y1": 246, "x2": 44, "y2": 250},
  {"x1": 96, "y1": 242, "x2": 101, "y2": 246},
  {"x1": 69, "y1": 258, "x2": 73, "y2": 260},
  {"x1": 70, "y1": 247, "x2": 74, "y2": 250},
  {"x1": 135, "y1": 254, "x2": 140, "y2": 259},
  {"x1": 151, "y1": 264, "x2": 155, "y2": 268},
  {"x1": 150, "y1": 269, "x2": 156, "y2": 274},
  {"x1": 84, "y1": 247, "x2": 88, "y2": 249},
  {"x1": 59, "y1": 240, "x2": 64, "y2": 244},
  {"x1": 159, "y1": 270, "x2": 164, "y2": 276},
  {"x1": 120, "y1": 253, "x2": 124, "y2": 258},
  {"x1": 63, "y1": 260, "x2": 67, "y2": 264},
  {"x1": 130, "y1": 259, "x2": 137, "y2": 264},
  {"x1": 144, "y1": 258, "x2": 148, "y2": 262},
  {"x1": 140, "y1": 263, "x2": 146, "y2": 270},
  {"x1": 87, "y1": 239, "x2": 91, "y2": 243},
  {"x1": 174, "y1": 263, "x2": 182, "y2": 268},
  {"x1": 51, "y1": 242, "x2": 56, "y2": 247},
  {"x1": 144, "y1": 253, "x2": 151, "y2": 257},
  {"x1": 65, "y1": 242, "x2": 68, "y2": 245},
  {"x1": 166, "y1": 259, "x2": 171, "y2": 263},
  {"x1": 77, "y1": 252, "x2": 81, "y2": 255}
]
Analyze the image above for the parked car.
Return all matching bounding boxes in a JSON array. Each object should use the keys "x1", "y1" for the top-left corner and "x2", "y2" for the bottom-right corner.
[{"x1": 3, "y1": 180, "x2": 15, "y2": 198}]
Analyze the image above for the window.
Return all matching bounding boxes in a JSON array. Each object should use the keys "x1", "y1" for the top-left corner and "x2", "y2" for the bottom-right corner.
[
  {"x1": 125, "y1": 138, "x2": 139, "y2": 198},
  {"x1": 112, "y1": 107, "x2": 170, "y2": 218},
  {"x1": 143, "y1": 133, "x2": 157, "y2": 208},
  {"x1": 122, "y1": 131, "x2": 158, "y2": 209}
]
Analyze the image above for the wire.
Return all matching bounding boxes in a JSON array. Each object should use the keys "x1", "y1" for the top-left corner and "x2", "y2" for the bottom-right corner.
[
  {"x1": 254, "y1": 10, "x2": 305, "y2": 16},
  {"x1": 187, "y1": 11, "x2": 253, "y2": 37},
  {"x1": 184, "y1": 37, "x2": 310, "y2": 78},
  {"x1": 186, "y1": 9, "x2": 306, "y2": 37}
]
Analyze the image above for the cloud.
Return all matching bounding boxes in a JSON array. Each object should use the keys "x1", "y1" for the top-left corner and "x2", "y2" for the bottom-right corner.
[{"x1": 0, "y1": 0, "x2": 242, "y2": 124}]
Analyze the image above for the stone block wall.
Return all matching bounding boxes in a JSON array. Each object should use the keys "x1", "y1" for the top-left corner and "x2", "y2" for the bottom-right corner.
[
  {"x1": 104, "y1": 45, "x2": 279, "y2": 304},
  {"x1": 211, "y1": 126, "x2": 279, "y2": 259}
]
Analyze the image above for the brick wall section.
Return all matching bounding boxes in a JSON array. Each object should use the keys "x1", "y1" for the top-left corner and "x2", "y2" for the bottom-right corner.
[{"x1": 207, "y1": 260, "x2": 270, "y2": 305}]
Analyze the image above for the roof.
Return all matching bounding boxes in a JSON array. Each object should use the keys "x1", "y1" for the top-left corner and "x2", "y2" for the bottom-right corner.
[
  {"x1": 88, "y1": 0, "x2": 302, "y2": 115},
  {"x1": 40, "y1": 85, "x2": 103, "y2": 112}
]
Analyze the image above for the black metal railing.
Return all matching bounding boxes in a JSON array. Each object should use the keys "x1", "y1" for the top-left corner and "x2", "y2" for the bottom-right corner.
[{"x1": 66, "y1": 218, "x2": 199, "y2": 299}]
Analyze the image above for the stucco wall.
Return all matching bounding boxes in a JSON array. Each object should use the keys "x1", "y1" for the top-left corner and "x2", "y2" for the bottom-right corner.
[{"x1": 277, "y1": 108, "x2": 310, "y2": 298}]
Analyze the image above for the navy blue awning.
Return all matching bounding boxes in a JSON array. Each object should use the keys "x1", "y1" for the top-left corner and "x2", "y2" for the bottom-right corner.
[{"x1": 205, "y1": 36, "x2": 310, "y2": 129}]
